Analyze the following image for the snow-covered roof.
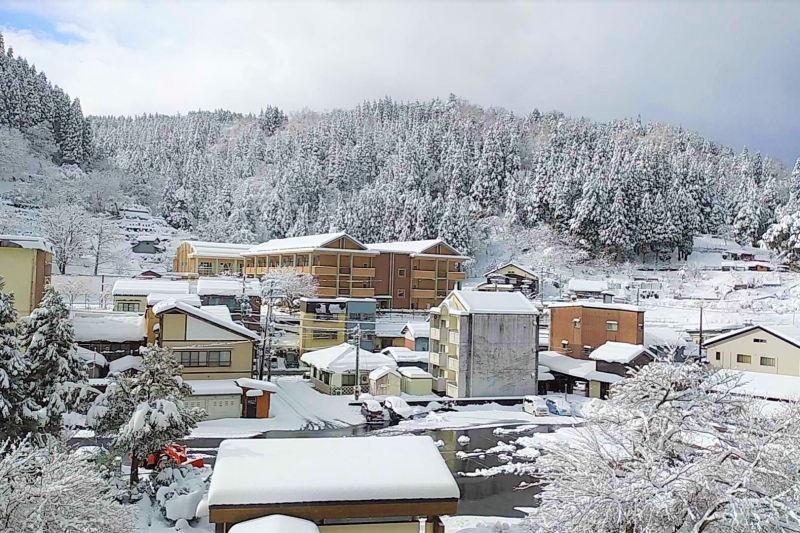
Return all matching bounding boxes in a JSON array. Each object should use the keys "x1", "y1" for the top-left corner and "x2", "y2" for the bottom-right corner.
[
  {"x1": 374, "y1": 322, "x2": 406, "y2": 337},
  {"x1": 401, "y1": 321, "x2": 430, "y2": 339},
  {"x1": 184, "y1": 241, "x2": 254, "y2": 259},
  {"x1": 245, "y1": 232, "x2": 374, "y2": 255},
  {"x1": 588, "y1": 342, "x2": 654, "y2": 364},
  {"x1": 369, "y1": 365, "x2": 401, "y2": 381},
  {"x1": 366, "y1": 238, "x2": 466, "y2": 258},
  {"x1": 484, "y1": 261, "x2": 538, "y2": 279},
  {"x1": 381, "y1": 347, "x2": 430, "y2": 364},
  {"x1": 108, "y1": 355, "x2": 143, "y2": 374},
  {"x1": 72, "y1": 312, "x2": 147, "y2": 342},
  {"x1": 567, "y1": 279, "x2": 608, "y2": 293},
  {"x1": 196, "y1": 278, "x2": 260, "y2": 296},
  {"x1": 300, "y1": 343, "x2": 398, "y2": 373},
  {"x1": 0, "y1": 234, "x2": 53, "y2": 254},
  {"x1": 724, "y1": 370, "x2": 800, "y2": 401},
  {"x1": 235, "y1": 378, "x2": 278, "y2": 393},
  {"x1": 187, "y1": 379, "x2": 243, "y2": 396},
  {"x1": 112, "y1": 279, "x2": 189, "y2": 296},
  {"x1": 548, "y1": 300, "x2": 646, "y2": 313},
  {"x1": 398, "y1": 367, "x2": 433, "y2": 379},
  {"x1": 134, "y1": 234, "x2": 160, "y2": 243},
  {"x1": 152, "y1": 299, "x2": 260, "y2": 340},
  {"x1": 146, "y1": 293, "x2": 201, "y2": 307},
  {"x1": 229, "y1": 515, "x2": 319, "y2": 533},
  {"x1": 645, "y1": 326, "x2": 688, "y2": 348},
  {"x1": 704, "y1": 324, "x2": 800, "y2": 349},
  {"x1": 538, "y1": 351, "x2": 623, "y2": 384},
  {"x1": 208, "y1": 436, "x2": 460, "y2": 506},
  {"x1": 76, "y1": 346, "x2": 108, "y2": 367},
  {"x1": 538, "y1": 365, "x2": 555, "y2": 381},
  {"x1": 447, "y1": 290, "x2": 539, "y2": 315},
  {"x1": 199, "y1": 305, "x2": 234, "y2": 324}
]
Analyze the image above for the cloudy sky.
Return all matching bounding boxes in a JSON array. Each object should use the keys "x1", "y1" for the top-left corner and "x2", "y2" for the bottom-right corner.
[{"x1": 1, "y1": 0, "x2": 798, "y2": 164}]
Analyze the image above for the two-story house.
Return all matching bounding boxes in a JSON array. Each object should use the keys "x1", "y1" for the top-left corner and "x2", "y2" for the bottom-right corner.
[
  {"x1": 704, "y1": 325, "x2": 800, "y2": 377},
  {"x1": 0, "y1": 235, "x2": 53, "y2": 317},
  {"x1": 475, "y1": 261, "x2": 539, "y2": 297},
  {"x1": 548, "y1": 301, "x2": 645, "y2": 359}
]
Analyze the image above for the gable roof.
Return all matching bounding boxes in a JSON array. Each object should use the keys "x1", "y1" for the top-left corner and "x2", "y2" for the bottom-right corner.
[
  {"x1": 112, "y1": 279, "x2": 189, "y2": 296},
  {"x1": 369, "y1": 365, "x2": 401, "y2": 381},
  {"x1": 366, "y1": 238, "x2": 466, "y2": 258},
  {"x1": 589, "y1": 342, "x2": 655, "y2": 364},
  {"x1": 245, "y1": 232, "x2": 374, "y2": 255},
  {"x1": 703, "y1": 324, "x2": 800, "y2": 349},
  {"x1": 300, "y1": 343, "x2": 397, "y2": 372},
  {"x1": 185, "y1": 241, "x2": 254, "y2": 259},
  {"x1": 0, "y1": 234, "x2": 53, "y2": 254},
  {"x1": 447, "y1": 290, "x2": 539, "y2": 315},
  {"x1": 152, "y1": 299, "x2": 260, "y2": 340},
  {"x1": 484, "y1": 261, "x2": 538, "y2": 279},
  {"x1": 401, "y1": 321, "x2": 430, "y2": 339},
  {"x1": 381, "y1": 347, "x2": 430, "y2": 364}
]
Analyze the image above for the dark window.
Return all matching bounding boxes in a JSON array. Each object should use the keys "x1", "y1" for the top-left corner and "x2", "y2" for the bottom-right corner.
[
  {"x1": 736, "y1": 354, "x2": 752, "y2": 364},
  {"x1": 341, "y1": 374, "x2": 356, "y2": 386},
  {"x1": 715, "y1": 351, "x2": 721, "y2": 361},
  {"x1": 118, "y1": 302, "x2": 140, "y2": 312},
  {"x1": 178, "y1": 350, "x2": 231, "y2": 367},
  {"x1": 583, "y1": 346, "x2": 593, "y2": 356},
  {"x1": 760, "y1": 357, "x2": 776, "y2": 367},
  {"x1": 398, "y1": 268, "x2": 406, "y2": 277},
  {"x1": 753, "y1": 338, "x2": 767, "y2": 343}
]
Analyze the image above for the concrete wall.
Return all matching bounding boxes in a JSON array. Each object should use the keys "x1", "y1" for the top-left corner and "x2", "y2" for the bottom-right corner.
[
  {"x1": 707, "y1": 329, "x2": 800, "y2": 376},
  {"x1": 401, "y1": 376, "x2": 432, "y2": 396}
]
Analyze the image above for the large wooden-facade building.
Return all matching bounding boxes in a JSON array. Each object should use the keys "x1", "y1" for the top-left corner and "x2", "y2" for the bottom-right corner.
[{"x1": 173, "y1": 241, "x2": 254, "y2": 277}]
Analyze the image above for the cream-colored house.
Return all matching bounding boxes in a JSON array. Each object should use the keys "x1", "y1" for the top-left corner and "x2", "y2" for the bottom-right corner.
[
  {"x1": 151, "y1": 299, "x2": 260, "y2": 380},
  {"x1": 112, "y1": 279, "x2": 190, "y2": 313},
  {"x1": 301, "y1": 343, "x2": 397, "y2": 395},
  {"x1": 704, "y1": 325, "x2": 800, "y2": 376},
  {"x1": 0, "y1": 235, "x2": 53, "y2": 317}
]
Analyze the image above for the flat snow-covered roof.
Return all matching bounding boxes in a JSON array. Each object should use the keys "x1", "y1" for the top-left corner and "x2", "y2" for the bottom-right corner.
[
  {"x1": 185, "y1": 241, "x2": 254, "y2": 259},
  {"x1": 208, "y1": 436, "x2": 460, "y2": 506},
  {"x1": 382, "y1": 347, "x2": 430, "y2": 364},
  {"x1": 301, "y1": 343, "x2": 397, "y2": 373},
  {"x1": 0, "y1": 234, "x2": 53, "y2": 254},
  {"x1": 152, "y1": 299, "x2": 259, "y2": 340},
  {"x1": 196, "y1": 278, "x2": 260, "y2": 296},
  {"x1": 567, "y1": 279, "x2": 608, "y2": 293},
  {"x1": 366, "y1": 239, "x2": 466, "y2": 258},
  {"x1": 235, "y1": 378, "x2": 278, "y2": 393},
  {"x1": 146, "y1": 293, "x2": 201, "y2": 307},
  {"x1": 245, "y1": 232, "x2": 374, "y2": 255},
  {"x1": 72, "y1": 312, "x2": 146, "y2": 342},
  {"x1": 448, "y1": 290, "x2": 539, "y2": 315},
  {"x1": 588, "y1": 342, "x2": 654, "y2": 364},
  {"x1": 187, "y1": 379, "x2": 243, "y2": 396},
  {"x1": 112, "y1": 279, "x2": 189, "y2": 296},
  {"x1": 108, "y1": 355, "x2": 143, "y2": 374},
  {"x1": 724, "y1": 370, "x2": 800, "y2": 401},
  {"x1": 538, "y1": 351, "x2": 623, "y2": 384},
  {"x1": 398, "y1": 367, "x2": 433, "y2": 379},
  {"x1": 548, "y1": 300, "x2": 646, "y2": 313}
]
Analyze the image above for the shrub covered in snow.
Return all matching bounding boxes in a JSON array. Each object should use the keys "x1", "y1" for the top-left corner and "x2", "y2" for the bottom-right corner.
[{"x1": 152, "y1": 463, "x2": 211, "y2": 523}]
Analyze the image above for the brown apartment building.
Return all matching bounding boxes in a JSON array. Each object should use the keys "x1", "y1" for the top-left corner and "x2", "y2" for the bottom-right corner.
[
  {"x1": 548, "y1": 301, "x2": 645, "y2": 359},
  {"x1": 366, "y1": 239, "x2": 468, "y2": 310}
]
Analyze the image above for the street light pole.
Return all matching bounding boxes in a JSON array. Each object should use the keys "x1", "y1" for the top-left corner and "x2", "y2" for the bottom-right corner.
[
  {"x1": 259, "y1": 279, "x2": 275, "y2": 381},
  {"x1": 353, "y1": 324, "x2": 362, "y2": 400}
]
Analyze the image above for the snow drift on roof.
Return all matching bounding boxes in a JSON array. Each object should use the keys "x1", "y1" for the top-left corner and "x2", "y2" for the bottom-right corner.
[
  {"x1": 382, "y1": 347, "x2": 430, "y2": 364},
  {"x1": 402, "y1": 321, "x2": 430, "y2": 338},
  {"x1": 196, "y1": 278, "x2": 260, "y2": 296},
  {"x1": 588, "y1": 342, "x2": 654, "y2": 364},
  {"x1": 723, "y1": 370, "x2": 800, "y2": 401},
  {"x1": 112, "y1": 279, "x2": 189, "y2": 296},
  {"x1": 76, "y1": 346, "x2": 108, "y2": 367},
  {"x1": 208, "y1": 436, "x2": 460, "y2": 506},
  {"x1": 146, "y1": 293, "x2": 200, "y2": 307},
  {"x1": 185, "y1": 241, "x2": 254, "y2": 258},
  {"x1": 567, "y1": 279, "x2": 608, "y2": 293},
  {"x1": 645, "y1": 326, "x2": 687, "y2": 348},
  {"x1": 398, "y1": 367, "x2": 433, "y2": 379},
  {"x1": 369, "y1": 365, "x2": 400, "y2": 381},
  {"x1": 0, "y1": 234, "x2": 53, "y2": 254},
  {"x1": 235, "y1": 378, "x2": 278, "y2": 393},
  {"x1": 300, "y1": 343, "x2": 397, "y2": 372},
  {"x1": 72, "y1": 312, "x2": 146, "y2": 342},
  {"x1": 449, "y1": 290, "x2": 539, "y2": 315},
  {"x1": 538, "y1": 351, "x2": 622, "y2": 384},
  {"x1": 246, "y1": 232, "x2": 370, "y2": 254},
  {"x1": 548, "y1": 300, "x2": 646, "y2": 313},
  {"x1": 152, "y1": 299, "x2": 259, "y2": 340},
  {"x1": 187, "y1": 379, "x2": 243, "y2": 396},
  {"x1": 229, "y1": 515, "x2": 319, "y2": 533},
  {"x1": 199, "y1": 305, "x2": 233, "y2": 324},
  {"x1": 108, "y1": 355, "x2": 143, "y2": 374}
]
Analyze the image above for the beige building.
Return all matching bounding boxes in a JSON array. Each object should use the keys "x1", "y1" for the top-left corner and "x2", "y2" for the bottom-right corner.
[
  {"x1": 0, "y1": 235, "x2": 53, "y2": 317},
  {"x1": 111, "y1": 279, "x2": 190, "y2": 313},
  {"x1": 172, "y1": 241, "x2": 253, "y2": 276},
  {"x1": 704, "y1": 325, "x2": 800, "y2": 376}
]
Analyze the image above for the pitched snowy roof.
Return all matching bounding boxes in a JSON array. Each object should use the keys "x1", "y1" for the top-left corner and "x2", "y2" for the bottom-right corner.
[
  {"x1": 366, "y1": 238, "x2": 466, "y2": 258},
  {"x1": 447, "y1": 290, "x2": 539, "y2": 315},
  {"x1": 375, "y1": 322, "x2": 406, "y2": 337},
  {"x1": 300, "y1": 343, "x2": 398, "y2": 372},
  {"x1": 245, "y1": 232, "x2": 374, "y2": 255},
  {"x1": 382, "y1": 347, "x2": 430, "y2": 364},
  {"x1": 199, "y1": 305, "x2": 234, "y2": 324},
  {"x1": 187, "y1": 379, "x2": 243, "y2": 396},
  {"x1": 401, "y1": 321, "x2": 430, "y2": 339},
  {"x1": 538, "y1": 351, "x2": 623, "y2": 384},
  {"x1": 0, "y1": 234, "x2": 53, "y2": 254},
  {"x1": 76, "y1": 346, "x2": 108, "y2": 367},
  {"x1": 229, "y1": 515, "x2": 319, "y2": 533},
  {"x1": 484, "y1": 261, "x2": 538, "y2": 278},
  {"x1": 108, "y1": 355, "x2": 143, "y2": 374},
  {"x1": 235, "y1": 378, "x2": 278, "y2": 393},
  {"x1": 588, "y1": 342, "x2": 655, "y2": 364},
  {"x1": 567, "y1": 279, "x2": 608, "y2": 293},
  {"x1": 152, "y1": 299, "x2": 260, "y2": 340},
  {"x1": 723, "y1": 370, "x2": 800, "y2": 401},
  {"x1": 398, "y1": 367, "x2": 433, "y2": 379},
  {"x1": 548, "y1": 300, "x2": 646, "y2": 313},
  {"x1": 208, "y1": 436, "x2": 460, "y2": 506},
  {"x1": 185, "y1": 241, "x2": 254, "y2": 259},
  {"x1": 72, "y1": 312, "x2": 147, "y2": 342},
  {"x1": 112, "y1": 279, "x2": 189, "y2": 296},
  {"x1": 146, "y1": 293, "x2": 201, "y2": 307},
  {"x1": 196, "y1": 278, "x2": 260, "y2": 297},
  {"x1": 703, "y1": 324, "x2": 800, "y2": 349},
  {"x1": 645, "y1": 326, "x2": 688, "y2": 348},
  {"x1": 369, "y1": 365, "x2": 401, "y2": 381}
]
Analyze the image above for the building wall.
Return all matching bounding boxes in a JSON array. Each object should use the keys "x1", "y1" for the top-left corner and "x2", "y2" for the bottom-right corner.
[
  {"x1": 0, "y1": 247, "x2": 35, "y2": 316},
  {"x1": 404, "y1": 336, "x2": 429, "y2": 351},
  {"x1": 549, "y1": 306, "x2": 644, "y2": 359},
  {"x1": 401, "y1": 376, "x2": 432, "y2": 396},
  {"x1": 113, "y1": 295, "x2": 148, "y2": 313},
  {"x1": 707, "y1": 329, "x2": 800, "y2": 376},
  {"x1": 370, "y1": 374, "x2": 402, "y2": 396}
]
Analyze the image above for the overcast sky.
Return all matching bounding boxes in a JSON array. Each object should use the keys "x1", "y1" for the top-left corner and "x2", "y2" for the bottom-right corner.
[{"x1": 1, "y1": 0, "x2": 798, "y2": 164}]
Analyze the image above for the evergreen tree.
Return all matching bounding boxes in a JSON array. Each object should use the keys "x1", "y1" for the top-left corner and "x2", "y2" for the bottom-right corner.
[{"x1": 600, "y1": 188, "x2": 635, "y2": 261}]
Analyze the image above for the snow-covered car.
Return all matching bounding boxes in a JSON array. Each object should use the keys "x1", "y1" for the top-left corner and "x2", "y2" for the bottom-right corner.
[
  {"x1": 572, "y1": 380, "x2": 588, "y2": 395},
  {"x1": 523, "y1": 395, "x2": 549, "y2": 416},
  {"x1": 384, "y1": 396, "x2": 414, "y2": 423},
  {"x1": 360, "y1": 399, "x2": 384, "y2": 424},
  {"x1": 545, "y1": 397, "x2": 572, "y2": 416}
]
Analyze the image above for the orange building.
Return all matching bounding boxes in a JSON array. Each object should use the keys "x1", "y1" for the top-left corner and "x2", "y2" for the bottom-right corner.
[{"x1": 548, "y1": 301, "x2": 645, "y2": 359}]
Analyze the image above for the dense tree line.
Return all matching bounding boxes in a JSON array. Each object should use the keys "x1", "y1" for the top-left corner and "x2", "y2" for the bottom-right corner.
[{"x1": 0, "y1": 33, "x2": 92, "y2": 166}]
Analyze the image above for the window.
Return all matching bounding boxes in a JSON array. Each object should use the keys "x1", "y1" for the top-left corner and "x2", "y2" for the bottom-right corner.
[
  {"x1": 117, "y1": 302, "x2": 140, "y2": 312},
  {"x1": 312, "y1": 330, "x2": 337, "y2": 340},
  {"x1": 606, "y1": 321, "x2": 618, "y2": 331},
  {"x1": 398, "y1": 268, "x2": 406, "y2": 278},
  {"x1": 177, "y1": 350, "x2": 231, "y2": 367},
  {"x1": 198, "y1": 261, "x2": 214, "y2": 275},
  {"x1": 573, "y1": 318, "x2": 581, "y2": 329},
  {"x1": 736, "y1": 354, "x2": 752, "y2": 364},
  {"x1": 760, "y1": 357, "x2": 776, "y2": 367},
  {"x1": 583, "y1": 346, "x2": 593, "y2": 356},
  {"x1": 397, "y1": 289, "x2": 406, "y2": 298},
  {"x1": 753, "y1": 338, "x2": 767, "y2": 343},
  {"x1": 341, "y1": 374, "x2": 356, "y2": 386},
  {"x1": 321, "y1": 371, "x2": 330, "y2": 385},
  {"x1": 715, "y1": 351, "x2": 721, "y2": 361}
]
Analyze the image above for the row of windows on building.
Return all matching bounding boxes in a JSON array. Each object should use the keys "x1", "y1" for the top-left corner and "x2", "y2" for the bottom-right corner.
[
  {"x1": 714, "y1": 352, "x2": 776, "y2": 367},
  {"x1": 573, "y1": 319, "x2": 618, "y2": 331},
  {"x1": 177, "y1": 350, "x2": 232, "y2": 367},
  {"x1": 310, "y1": 366, "x2": 363, "y2": 386}
]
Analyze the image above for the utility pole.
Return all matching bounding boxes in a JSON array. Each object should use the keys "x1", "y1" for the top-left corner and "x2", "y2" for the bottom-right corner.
[
  {"x1": 352, "y1": 323, "x2": 362, "y2": 400},
  {"x1": 259, "y1": 280, "x2": 275, "y2": 381},
  {"x1": 698, "y1": 303, "x2": 704, "y2": 361}
]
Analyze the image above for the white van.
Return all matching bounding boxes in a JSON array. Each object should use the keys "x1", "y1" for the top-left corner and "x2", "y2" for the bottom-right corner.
[{"x1": 523, "y1": 395, "x2": 549, "y2": 416}]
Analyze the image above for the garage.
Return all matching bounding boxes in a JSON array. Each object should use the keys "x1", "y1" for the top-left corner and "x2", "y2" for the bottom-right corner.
[{"x1": 186, "y1": 380, "x2": 243, "y2": 420}]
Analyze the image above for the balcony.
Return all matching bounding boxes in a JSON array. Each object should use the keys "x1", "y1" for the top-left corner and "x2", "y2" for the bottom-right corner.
[
  {"x1": 245, "y1": 267, "x2": 258, "y2": 276},
  {"x1": 430, "y1": 328, "x2": 440, "y2": 341},
  {"x1": 446, "y1": 381, "x2": 459, "y2": 398},
  {"x1": 448, "y1": 271, "x2": 467, "y2": 280},
  {"x1": 447, "y1": 356, "x2": 459, "y2": 372},
  {"x1": 256, "y1": 267, "x2": 266, "y2": 275},
  {"x1": 449, "y1": 330, "x2": 460, "y2": 344},
  {"x1": 317, "y1": 287, "x2": 337, "y2": 297},
  {"x1": 350, "y1": 287, "x2": 375, "y2": 298},
  {"x1": 430, "y1": 351, "x2": 447, "y2": 367},
  {"x1": 351, "y1": 267, "x2": 375, "y2": 278},
  {"x1": 412, "y1": 270, "x2": 436, "y2": 280},
  {"x1": 439, "y1": 344, "x2": 448, "y2": 355},
  {"x1": 411, "y1": 289, "x2": 436, "y2": 299},
  {"x1": 311, "y1": 266, "x2": 338, "y2": 276}
]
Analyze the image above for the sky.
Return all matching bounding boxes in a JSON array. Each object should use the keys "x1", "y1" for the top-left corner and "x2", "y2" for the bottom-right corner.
[{"x1": 0, "y1": 0, "x2": 798, "y2": 165}]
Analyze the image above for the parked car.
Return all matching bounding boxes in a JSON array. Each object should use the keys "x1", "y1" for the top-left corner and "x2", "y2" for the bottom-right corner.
[
  {"x1": 523, "y1": 395, "x2": 549, "y2": 416},
  {"x1": 545, "y1": 396, "x2": 572, "y2": 416},
  {"x1": 360, "y1": 399, "x2": 384, "y2": 424},
  {"x1": 384, "y1": 396, "x2": 414, "y2": 423},
  {"x1": 572, "y1": 380, "x2": 588, "y2": 396}
]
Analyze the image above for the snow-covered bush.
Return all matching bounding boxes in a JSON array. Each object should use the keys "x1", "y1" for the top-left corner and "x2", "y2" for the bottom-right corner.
[{"x1": 152, "y1": 463, "x2": 211, "y2": 523}]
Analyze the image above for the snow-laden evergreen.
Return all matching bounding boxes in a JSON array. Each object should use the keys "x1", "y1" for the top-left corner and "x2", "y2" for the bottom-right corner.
[{"x1": 17, "y1": 286, "x2": 87, "y2": 435}]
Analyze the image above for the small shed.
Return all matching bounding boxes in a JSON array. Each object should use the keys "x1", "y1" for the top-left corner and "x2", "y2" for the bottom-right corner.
[
  {"x1": 235, "y1": 378, "x2": 278, "y2": 419},
  {"x1": 398, "y1": 366, "x2": 433, "y2": 396},
  {"x1": 369, "y1": 366, "x2": 401, "y2": 396},
  {"x1": 186, "y1": 380, "x2": 243, "y2": 420}
]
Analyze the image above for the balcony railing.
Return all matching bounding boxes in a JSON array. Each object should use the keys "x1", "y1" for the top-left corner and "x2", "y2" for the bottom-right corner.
[
  {"x1": 430, "y1": 328, "x2": 440, "y2": 340},
  {"x1": 350, "y1": 287, "x2": 375, "y2": 298},
  {"x1": 411, "y1": 270, "x2": 436, "y2": 280},
  {"x1": 317, "y1": 287, "x2": 337, "y2": 297},
  {"x1": 351, "y1": 267, "x2": 376, "y2": 277},
  {"x1": 449, "y1": 330, "x2": 460, "y2": 344},
  {"x1": 411, "y1": 289, "x2": 436, "y2": 299},
  {"x1": 311, "y1": 266, "x2": 338, "y2": 276},
  {"x1": 429, "y1": 351, "x2": 447, "y2": 367},
  {"x1": 448, "y1": 271, "x2": 467, "y2": 280},
  {"x1": 447, "y1": 356, "x2": 459, "y2": 372},
  {"x1": 446, "y1": 381, "x2": 459, "y2": 398}
]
